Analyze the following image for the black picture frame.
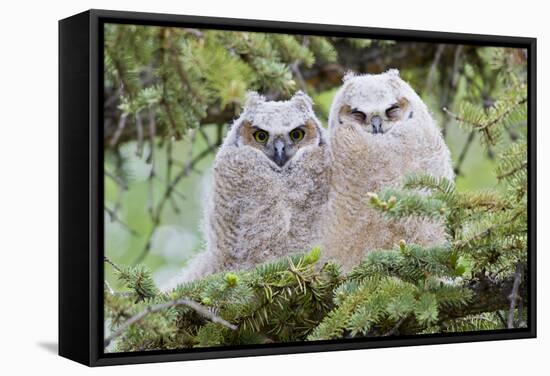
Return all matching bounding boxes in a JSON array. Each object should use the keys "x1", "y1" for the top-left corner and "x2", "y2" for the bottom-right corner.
[{"x1": 59, "y1": 9, "x2": 537, "y2": 367}]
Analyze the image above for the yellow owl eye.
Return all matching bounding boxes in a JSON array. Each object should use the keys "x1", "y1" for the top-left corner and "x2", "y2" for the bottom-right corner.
[
  {"x1": 253, "y1": 130, "x2": 269, "y2": 143},
  {"x1": 289, "y1": 128, "x2": 305, "y2": 142}
]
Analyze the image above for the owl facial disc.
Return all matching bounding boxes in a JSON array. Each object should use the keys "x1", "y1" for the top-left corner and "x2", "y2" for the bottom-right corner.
[{"x1": 338, "y1": 99, "x2": 409, "y2": 135}]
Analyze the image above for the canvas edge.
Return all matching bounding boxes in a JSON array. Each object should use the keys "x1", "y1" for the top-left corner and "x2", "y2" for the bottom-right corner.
[{"x1": 56, "y1": 8, "x2": 537, "y2": 367}]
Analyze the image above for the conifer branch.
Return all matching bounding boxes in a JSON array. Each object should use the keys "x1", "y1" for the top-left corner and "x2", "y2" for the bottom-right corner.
[
  {"x1": 104, "y1": 298, "x2": 237, "y2": 348},
  {"x1": 497, "y1": 161, "x2": 528, "y2": 181}
]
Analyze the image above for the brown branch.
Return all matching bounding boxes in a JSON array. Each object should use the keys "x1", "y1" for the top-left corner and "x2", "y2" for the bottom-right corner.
[
  {"x1": 451, "y1": 45, "x2": 464, "y2": 88},
  {"x1": 104, "y1": 298, "x2": 237, "y2": 348}
]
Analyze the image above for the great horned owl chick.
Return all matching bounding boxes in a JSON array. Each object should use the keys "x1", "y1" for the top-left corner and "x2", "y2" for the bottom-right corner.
[
  {"x1": 165, "y1": 91, "x2": 330, "y2": 288},
  {"x1": 321, "y1": 69, "x2": 454, "y2": 271}
]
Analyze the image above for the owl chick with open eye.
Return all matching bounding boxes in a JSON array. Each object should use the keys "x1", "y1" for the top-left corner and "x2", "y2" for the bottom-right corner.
[
  {"x1": 321, "y1": 69, "x2": 454, "y2": 271},
  {"x1": 164, "y1": 91, "x2": 330, "y2": 288}
]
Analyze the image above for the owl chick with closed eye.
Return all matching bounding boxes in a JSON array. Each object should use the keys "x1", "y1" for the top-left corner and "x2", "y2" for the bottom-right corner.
[
  {"x1": 321, "y1": 69, "x2": 454, "y2": 271},
  {"x1": 164, "y1": 91, "x2": 330, "y2": 288}
]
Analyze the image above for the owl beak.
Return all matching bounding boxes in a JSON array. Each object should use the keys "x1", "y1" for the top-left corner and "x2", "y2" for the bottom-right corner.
[
  {"x1": 273, "y1": 139, "x2": 288, "y2": 167},
  {"x1": 371, "y1": 115, "x2": 383, "y2": 134}
]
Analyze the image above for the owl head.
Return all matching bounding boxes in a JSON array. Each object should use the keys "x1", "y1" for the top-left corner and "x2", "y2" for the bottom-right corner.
[
  {"x1": 329, "y1": 69, "x2": 430, "y2": 136},
  {"x1": 226, "y1": 91, "x2": 326, "y2": 168}
]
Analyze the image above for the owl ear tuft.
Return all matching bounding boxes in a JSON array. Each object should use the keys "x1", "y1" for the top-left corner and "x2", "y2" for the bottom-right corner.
[
  {"x1": 290, "y1": 91, "x2": 313, "y2": 111},
  {"x1": 244, "y1": 91, "x2": 265, "y2": 109},
  {"x1": 386, "y1": 69, "x2": 403, "y2": 90},
  {"x1": 342, "y1": 70, "x2": 356, "y2": 82},
  {"x1": 386, "y1": 68, "x2": 400, "y2": 77}
]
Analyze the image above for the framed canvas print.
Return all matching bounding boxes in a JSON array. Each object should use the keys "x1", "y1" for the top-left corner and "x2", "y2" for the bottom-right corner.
[{"x1": 59, "y1": 9, "x2": 537, "y2": 366}]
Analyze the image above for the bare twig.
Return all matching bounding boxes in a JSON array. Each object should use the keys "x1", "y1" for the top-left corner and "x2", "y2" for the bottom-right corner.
[
  {"x1": 104, "y1": 205, "x2": 138, "y2": 236},
  {"x1": 113, "y1": 184, "x2": 125, "y2": 215},
  {"x1": 104, "y1": 256, "x2": 123, "y2": 274},
  {"x1": 198, "y1": 127, "x2": 217, "y2": 154},
  {"x1": 104, "y1": 280, "x2": 115, "y2": 295},
  {"x1": 104, "y1": 298, "x2": 237, "y2": 348},
  {"x1": 105, "y1": 170, "x2": 128, "y2": 190},
  {"x1": 425, "y1": 44, "x2": 446, "y2": 93},
  {"x1": 110, "y1": 113, "x2": 129, "y2": 148},
  {"x1": 166, "y1": 140, "x2": 174, "y2": 193},
  {"x1": 384, "y1": 315, "x2": 409, "y2": 336},
  {"x1": 454, "y1": 130, "x2": 475, "y2": 176},
  {"x1": 135, "y1": 112, "x2": 144, "y2": 157},
  {"x1": 507, "y1": 262, "x2": 523, "y2": 329},
  {"x1": 133, "y1": 145, "x2": 218, "y2": 264},
  {"x1": 146, "y1": 108, "x2": 156, "y2": 162},
  {"x1": 291, "y1": 61, "x2": 308, "y2": 92},
  {"x1": 147, "y1": 108, "x2": 156, "y2": 218},
  {"x1": 451, "y1": 45, "x2": 464, "y2": 87},
  {"x1": 441, "y1": 45, "x2": 463, "y2": 138}
]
